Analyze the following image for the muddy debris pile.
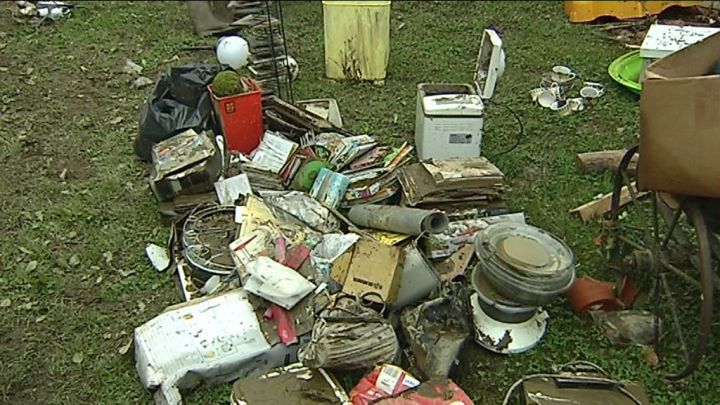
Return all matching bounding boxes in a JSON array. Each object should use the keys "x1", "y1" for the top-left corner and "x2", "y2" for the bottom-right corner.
[{"x1": 125, "y1": 27, "x2": 648, "y2": 404}]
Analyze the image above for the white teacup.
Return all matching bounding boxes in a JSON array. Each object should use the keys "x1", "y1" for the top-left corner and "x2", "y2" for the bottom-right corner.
[
  {"x1": 530, "y1": 88, "x2": 545, "y2": 102},
  {"x1": 551, "y1": 65, "x2": 576, "y2": 83},
  {"x1": 537, "y1": 90, "x2": 556, "y2": 108},
  {"x1": 568, "y1": 97, "x2": 585, "y2": 112},
  {"x1": 580, "y1": 81, "x2": 604, "y2": 98},
  {"x1": 550, "y1": 99, "x2": 572, "y2": 116}
]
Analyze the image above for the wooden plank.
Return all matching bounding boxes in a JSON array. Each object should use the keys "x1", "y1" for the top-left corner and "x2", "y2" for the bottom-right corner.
[
  {"x1": 575, "y1": 150, "x2": 638, "y2": 175},
  {"x1": 570, "y1": 182, "x2": 649, "y2": 222}
]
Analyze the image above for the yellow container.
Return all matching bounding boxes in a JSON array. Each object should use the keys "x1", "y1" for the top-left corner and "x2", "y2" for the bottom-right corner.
[
  {"x1": 564, "y1": 1, "x2": 699, "y2": 23},
  {"x1": 322, "y1": 1, "x2": 391, "y2": 81}
]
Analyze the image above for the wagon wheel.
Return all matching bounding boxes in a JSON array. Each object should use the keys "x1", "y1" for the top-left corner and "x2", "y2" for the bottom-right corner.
[{"x1": 602, "y1": 145, "x2": 717, "y2": 380}]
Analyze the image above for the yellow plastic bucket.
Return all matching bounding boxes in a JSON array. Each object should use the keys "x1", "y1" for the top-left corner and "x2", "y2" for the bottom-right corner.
[{"x1": 322, "y1": 1, "x2": 391, "y2": 81}]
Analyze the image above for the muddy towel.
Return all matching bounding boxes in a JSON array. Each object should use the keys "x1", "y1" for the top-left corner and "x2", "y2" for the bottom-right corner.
[{"x1": 298, "y1": 296, "x2": 399, "y2": 370}]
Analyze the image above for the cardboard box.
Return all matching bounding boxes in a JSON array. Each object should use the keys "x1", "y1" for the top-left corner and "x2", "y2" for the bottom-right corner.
[
  {"x1": 332, "y1": 239, "x2": 404, "y2": 304},
  {"x1": 330, "y1": 250, "x2": 353, "y2": 285},
  {"x1": 640, "y1": 31, "x2": 720, "y2": 197}
]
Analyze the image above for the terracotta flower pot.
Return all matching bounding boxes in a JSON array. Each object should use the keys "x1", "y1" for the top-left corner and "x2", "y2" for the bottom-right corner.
[{"x1": 565, "y1": 275, "x2": 620, "y2": 313}]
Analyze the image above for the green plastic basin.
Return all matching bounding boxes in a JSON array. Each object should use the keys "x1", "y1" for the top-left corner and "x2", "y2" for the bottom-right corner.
[{"x1": 608, "y1": 50, "x2": 643, "y2": 95}]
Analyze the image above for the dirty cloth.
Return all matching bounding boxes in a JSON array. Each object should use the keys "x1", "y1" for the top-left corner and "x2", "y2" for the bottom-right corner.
[{"x1": 298, "y1": 296, "x2": 399, "y2": 370}]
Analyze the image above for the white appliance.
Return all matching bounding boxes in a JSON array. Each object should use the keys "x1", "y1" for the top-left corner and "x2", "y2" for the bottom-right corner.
[{"x1": 415, "y1": 29, "x2": 505, "y2": 161}]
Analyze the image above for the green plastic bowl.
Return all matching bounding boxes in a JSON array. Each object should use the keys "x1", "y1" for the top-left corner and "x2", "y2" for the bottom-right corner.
[{"x1": 608, "y1": 50, "x2": 643, "y2": 95}]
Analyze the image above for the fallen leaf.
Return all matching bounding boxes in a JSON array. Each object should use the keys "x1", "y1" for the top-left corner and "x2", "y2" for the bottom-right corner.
[
  {"x1": 643, "y1": 345, "x2": 659, "y2": 366},
  {"x1": 35, "y1": 315, "x2": 47, "y2": 323},
  {"x1": 103, "y1": 332, "x2": 113, "y2": 340},
  {"x1": 69, "y1": 254, "x2": 80, "y2": 267},
  {"x1": 122, "y1": 58, "x2": 143, "y2": 75},
  {"x1": 59, "y1": 168, "x2": 68, "y2": 181},
  {"x1": 72, "y1": 352, "x2": 84, "y2": 364},
  {"x1": 163, "y1": 55, "x2": 180, "y2": 64},
  {"x1": 18, "y1": 302, "x2": 34, "y2": 310},
  {"x1": 95, "y1": 275, "x2": 103, "y2": 284},
  {"x1": 109, "y1": 116, "x2": 123, "y2": 125},
  {"x1": 137, "y1": 301, "x2": 146, "y2": 312},
  {"x1": 25, "y1": 260, "x2": 38, "y2": 272},
  {"x1": 80, "y1": 65, "x2": 88, "y2": 73},
  {"x1": 118, "y1": 269, "x2": 136, "y2": 278},
  {"x1": 118, "y1": 338, "x2": 133, "y2": 355},
  {"x1": 0, "y1": 298, "x2": 11, "y2": 308}
]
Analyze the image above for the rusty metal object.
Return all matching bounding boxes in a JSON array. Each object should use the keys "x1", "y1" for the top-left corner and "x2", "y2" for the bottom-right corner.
[
  {"x1": 664, "y1": 202, "x2": 714, "y2": 380},
  {"x1": 603, "y1": 144, "x2": 717, "y2": 379},
  {"x1": 182, "y1": 204, "x2": 237, "y2": 276}
]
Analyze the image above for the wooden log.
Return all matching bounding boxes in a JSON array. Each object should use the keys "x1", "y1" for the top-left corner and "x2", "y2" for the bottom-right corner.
[
  {"x1": 576, "y1": 150, "x2": 638, "y2": 175},
  {"x1": 570, "y1": 182, "x2": 649, "y2": 222}
]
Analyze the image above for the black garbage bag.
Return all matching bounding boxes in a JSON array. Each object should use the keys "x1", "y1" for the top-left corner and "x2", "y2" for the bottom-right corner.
[{"x1": 134, "y1": 63, "x2": 224, "y2": 161}]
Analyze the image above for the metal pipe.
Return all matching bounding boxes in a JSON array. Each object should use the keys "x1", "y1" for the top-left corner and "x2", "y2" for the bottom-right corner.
[{"x1": 348, "y1": 204, "x2": 449, "y2": 236}]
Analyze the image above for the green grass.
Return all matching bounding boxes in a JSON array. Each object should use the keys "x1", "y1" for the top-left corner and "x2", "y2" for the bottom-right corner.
[{"x1": 0, "y1": 1, "x2": 717, "y2": 404}]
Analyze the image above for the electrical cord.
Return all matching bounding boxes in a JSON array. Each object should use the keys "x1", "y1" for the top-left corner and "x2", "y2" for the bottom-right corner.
[{"x1": 485, "y1": 99, "x2": 525, "y2": 160}]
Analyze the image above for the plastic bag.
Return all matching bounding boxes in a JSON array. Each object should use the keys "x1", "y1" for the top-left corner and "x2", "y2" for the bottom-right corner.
[
  {"x1": 350, "y1": 365, "x2": 420, "y2": 405},
  {"x1": 262, "y1": 191, "x2": 342, "y2": 233},
  {"x1": 374, "y1": 379, "x2": 474, "y2": 405},
  {"x1": 310, "y1": 233, "x2": 360, "y2": 283},
  {"x1": 135, "y1": 63, "x2": 224, "y2": 161},
  {"x1": 590, "y1": 310, "x2": 657, "y2": 346},
  {"x1": 350, "y1": 366, "x2": 474, "y2": 405}
]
